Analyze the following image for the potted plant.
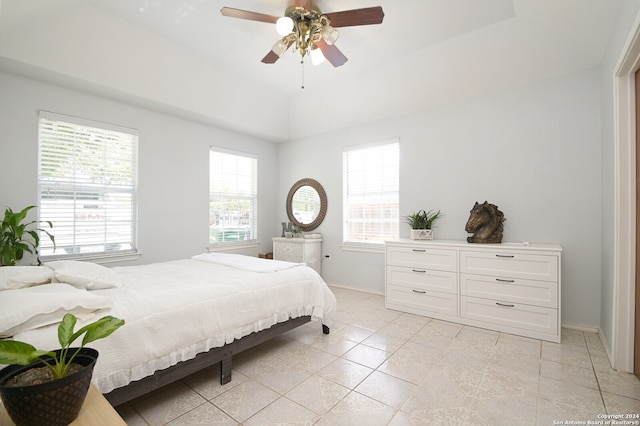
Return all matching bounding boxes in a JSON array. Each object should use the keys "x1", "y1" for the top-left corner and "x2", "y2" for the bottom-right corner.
[
  {"x1": 403, "y1": 209, "x2": 441, "y2": 240},
  {"x1": 1, "y1": 205, "x2": 55, "y2": 266},
  {"x1": 0, "y1": 313, "x2": 124, "y2": 426}
]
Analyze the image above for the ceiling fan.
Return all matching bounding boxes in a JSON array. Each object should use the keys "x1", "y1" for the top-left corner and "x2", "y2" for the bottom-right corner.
[{"x1": 220, "y1": 0, "x2": 384, "y2": 68}]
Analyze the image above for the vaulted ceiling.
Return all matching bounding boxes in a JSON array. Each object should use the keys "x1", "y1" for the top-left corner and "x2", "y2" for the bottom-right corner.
[{"x1": 0, "y1": 0, "x2": 622, "y2": 141}]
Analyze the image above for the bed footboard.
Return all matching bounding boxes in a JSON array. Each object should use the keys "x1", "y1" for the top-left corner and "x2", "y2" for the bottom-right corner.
[{"x1": 105, "y1": 315, "x2": 315, "y2": 406}]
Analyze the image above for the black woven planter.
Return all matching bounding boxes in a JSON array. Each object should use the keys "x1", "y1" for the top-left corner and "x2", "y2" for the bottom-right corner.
[{"x1": 0, "y1": 347, "x2": 98, "y2": 426}]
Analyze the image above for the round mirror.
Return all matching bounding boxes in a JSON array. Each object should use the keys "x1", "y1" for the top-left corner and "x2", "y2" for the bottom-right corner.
[{"x1": 286, "y1": 178, "x2": 328, "y2": 232}]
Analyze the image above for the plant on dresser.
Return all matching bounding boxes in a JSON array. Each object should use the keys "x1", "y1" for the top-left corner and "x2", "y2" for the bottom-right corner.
[{"x1": 403, "y1": 209, "x2": 441, "y2": 240}]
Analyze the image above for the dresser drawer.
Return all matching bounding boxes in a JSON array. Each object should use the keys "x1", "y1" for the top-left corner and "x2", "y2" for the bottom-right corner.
[
  {"x1": 386, "y1": 246, "x2": 456, "y2": 272},
  {"x1": 460, "y1": 274, "x2": 557, "y2": 308},
  {"x1": 274, "y1": 242, "x2": 303, "y2": 258},
  {"x1": 459, "y1": 251, "x2": 558, "y2": 282},
  {"x1": 387, "y1": 266, "x2": 457, "y2": 294},
  {"x1": 460, "y1": 296, "x2": 557, "y2": 335},
  {"x1": 386, "y1": 285, "x2": 458, "y2": 317}
]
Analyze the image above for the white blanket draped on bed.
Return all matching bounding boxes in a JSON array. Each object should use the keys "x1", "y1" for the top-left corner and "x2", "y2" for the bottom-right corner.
[{"x1": 10, "y1": 256, "x2": 336, "y2": 394}]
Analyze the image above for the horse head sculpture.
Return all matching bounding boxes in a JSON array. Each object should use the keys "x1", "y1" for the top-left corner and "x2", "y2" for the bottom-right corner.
[{"x1": 465, "y1": 201, "x2": 506, "y2": 243}]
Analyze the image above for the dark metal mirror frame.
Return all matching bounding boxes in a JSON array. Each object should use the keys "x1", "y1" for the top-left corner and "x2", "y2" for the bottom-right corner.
[{"x1": 286, "y1": 178, "x2": 328, "y2": 232}]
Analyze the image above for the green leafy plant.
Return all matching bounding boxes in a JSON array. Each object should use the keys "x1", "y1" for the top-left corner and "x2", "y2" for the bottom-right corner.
[
  {"x1": 403, "y1": 209, "x2": 442, "y2": 229},
  {"x1": 0, "y1": 314, "x2": 124, "y2": 379},
  {"x1": 0, "y1": 205, "x2": 55, "y2": 266}
]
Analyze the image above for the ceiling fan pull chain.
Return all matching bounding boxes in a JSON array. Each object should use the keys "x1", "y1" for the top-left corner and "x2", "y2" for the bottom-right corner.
[{"x1": 301, "y1": 58, "x2": 305, "y2": 89}]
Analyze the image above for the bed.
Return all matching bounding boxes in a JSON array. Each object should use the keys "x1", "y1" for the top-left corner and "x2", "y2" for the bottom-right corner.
[{"x1": 0, "y1": 253, "x2": 336, "y2": 406}]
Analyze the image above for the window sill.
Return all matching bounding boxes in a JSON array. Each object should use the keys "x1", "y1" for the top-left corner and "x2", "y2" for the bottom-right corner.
[
  {"x1": 40, "y1": 251, "x2": 142, "y2": 265},
  {"x1": 340, "y1": 243, "x2": 385, "y2": 254},
  {"x1": 207, "y1": 241, "x2": 260, "y2": 252}
]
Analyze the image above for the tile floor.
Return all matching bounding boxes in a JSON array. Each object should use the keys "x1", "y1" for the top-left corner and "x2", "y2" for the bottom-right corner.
[{"x1": 115, "y1": 287, "x2": 640, "y2": 425}]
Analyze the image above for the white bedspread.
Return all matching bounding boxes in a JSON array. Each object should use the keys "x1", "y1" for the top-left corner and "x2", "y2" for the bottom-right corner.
[{"x1": 10, "y1": 257, "x2": 336, "y2": 394}]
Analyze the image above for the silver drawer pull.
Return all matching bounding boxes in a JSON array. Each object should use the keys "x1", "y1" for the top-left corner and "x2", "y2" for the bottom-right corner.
[
  {"x1": 412, "y1": 269, "x2": 426, "y2": 273},
  {"x1": 412, "y1": 249, "x2": 426, "y2": 252},
  {"x1": 496, "y1": 278, "x2": 515, "y2": 283},
  {"x1": 412, "y1": 289, "x2": 426, "y2": 294},
  {"x1": 496, "y1": 254, "x2": 514, "y2": 258},
  {"x1": 496, "y1": 302, "x2": 515, "y2": 307}
]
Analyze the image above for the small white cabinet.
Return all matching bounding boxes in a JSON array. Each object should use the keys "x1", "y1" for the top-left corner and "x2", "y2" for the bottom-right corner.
[
  {"x1": 385, "y1": 239, "x2": 562, "y2": 342},
  {"x1": 272, "y1": 237, "x2": 323, "y2": 275}
]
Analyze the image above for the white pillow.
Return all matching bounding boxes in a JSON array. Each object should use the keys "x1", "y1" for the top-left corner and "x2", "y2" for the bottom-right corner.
[
  {"x1": 0, "y1": 283, "x2": 113, "y2": 337},
  {"x1": 45, "y1": 260, "x2": 122, "y2": 290},
  {"x1": 0, "y1": 266, "x2": 53, "y2": 290}
]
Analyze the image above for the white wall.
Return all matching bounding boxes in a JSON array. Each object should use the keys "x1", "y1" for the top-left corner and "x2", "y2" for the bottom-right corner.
[
  {"x1": 279, "y1": 67, "x2": 603, "y2": 329},
  {"x1": 0, "y1": 71, "x2": 280, "y2": 265}
]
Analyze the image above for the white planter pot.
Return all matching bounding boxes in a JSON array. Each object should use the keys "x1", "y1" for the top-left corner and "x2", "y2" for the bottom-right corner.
[{"x1": 410, "y1": 229, "x2": 433, "y2": 240}]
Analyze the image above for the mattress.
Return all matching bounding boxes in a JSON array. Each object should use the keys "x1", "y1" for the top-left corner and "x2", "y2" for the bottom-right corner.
[{"x1": 9, "y1": 255, "x2": 336, "y2": 393}]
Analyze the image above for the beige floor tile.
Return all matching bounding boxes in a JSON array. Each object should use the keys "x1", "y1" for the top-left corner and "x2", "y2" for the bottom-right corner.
[
  {"x1": 285, "y1": 375, "x2": 350, "y2": 415},
  {"x1": 543, "y1": 328, "x2": 588, "y2": 353},
  {"x1": 323, "y1": 391, "x2": 397, "y2": 426},
  {"x1": 130, "y1": 381, "x2": 207, "y2": 426},
  {"x1": 391, "y1": 313, "x2": 430, "y2": 331},
  {"x1": 361, "y1": 330, "x2": 407, "y2": 353},
  {"x1": 540, "y1": 359, "x2": 599, "y2": 390},
  {"x1": 537, "y1": 393, "x2": 606, "y2": 425},
  {"x1": 355, "y1": 370, "x2": 419, "y2": 409},
  {"x1": 378, "y1": 341, "x2": 442, "y2": 384},
  {"x1": 469, "y1": 394, "x2": 538, "y2": 426},
  {"x1": 311, "y1": 330, "x2": 360, "y2": 356},
  {"x1": 182, "y1": 365, "x2": 249, "y2": 400},
  {"x1": 166, "y1": 402, "x2": 238, "y2": 425},
  {"x1": 377, "y1": 321, "x2": 422, "y2": 340},
  {"x1": 401, "y1": 369, "x2": 474, "y2": 415},
  {"x1": 343, "y1": 343, "x2": 391, "y2": 369},
  {"x1": 602, "y1": 391, "x2": 640, "y2": 414},
  {"x1": 595, "y1": 368, "x2": 640, "y2": 400},
  {"x1": 590, "y1": 353, "x2": 614, "y2": 373},
  {"x1": 210, "y1": 379, "x2": 279, "y2": 423},
  {"x1": 114, "y1": 403, "x2": 147, "y2": 426},
  {"x1": 243, "y1": 397, "x2": 320, "y2": 425},
  {"x1": 339, "y1": 324, "x2": 377, "y2": 343},
  {"x1": 542, "y1": 344, "x2": 593, "y2": 369},
  {"x1": 317, "y1": 357, "x2": 373, "y2": 389}
]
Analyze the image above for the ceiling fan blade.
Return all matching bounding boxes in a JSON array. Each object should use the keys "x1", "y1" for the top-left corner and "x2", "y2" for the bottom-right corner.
[
  {"x1": 324, "y1": 6, "x2": 384, "y2": 28},
  {"x1": 315, "y1": 39, "x2": 348, "y2": 67},
  {"x1": 262, "y1": 51, "x2": 281, "y2": 64},
  {"x1": 293, "y1": 0, "x2": 312, "y2": 10},
  {"x1": 220, "y1": 7, "x2": 279, "y2": 24}
]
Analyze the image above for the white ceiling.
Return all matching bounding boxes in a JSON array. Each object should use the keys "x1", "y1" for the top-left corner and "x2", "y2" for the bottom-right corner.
[{"x1": 0, "y1": 0, "x2": 622, "y2": 141}]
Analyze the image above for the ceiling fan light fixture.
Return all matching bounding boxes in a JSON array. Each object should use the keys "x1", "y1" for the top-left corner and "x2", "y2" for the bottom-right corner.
[
  {"x1": 271, "y1": 39, "x2": 290, "y2": 57},
  {"x1": 310, "y1": 47, "x2": 325, "y2": 65},
  {"x1": 321, "y1": 25, "x2": 339, "y2": 45},
  {"x1": 276, "y1": 16, "x2": 294, "y2": 36}
]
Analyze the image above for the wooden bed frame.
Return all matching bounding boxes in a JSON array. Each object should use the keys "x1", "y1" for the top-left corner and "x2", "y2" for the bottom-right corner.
[{"x1": 104, "y1": 316, "x2": 330, "y2": 406}]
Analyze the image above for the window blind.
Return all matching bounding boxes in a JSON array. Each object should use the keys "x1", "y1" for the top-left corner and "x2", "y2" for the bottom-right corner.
[
  {"x1": 38, "y1": 111, "x2": 138, "y2": 258},
  {"x1": 343, "y1": 140, "x2": 399, "y2": 244},
  {"x1": 209, "y1": 148, "x2": 258, "y2": 244}
]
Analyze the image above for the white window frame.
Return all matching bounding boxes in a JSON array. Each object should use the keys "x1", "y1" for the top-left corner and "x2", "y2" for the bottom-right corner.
[
  {"x1": 208, "y1": 147, "x2": 258, "y2": 250},
  {"x1": 37, "y1": 111, "x2": 139, "y2": 263},
  {"x1": 342, "y1": 139, "x2": 400, "y2": 251}
]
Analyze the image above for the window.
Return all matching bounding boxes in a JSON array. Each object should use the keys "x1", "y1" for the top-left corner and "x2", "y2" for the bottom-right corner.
[
  {"x1": 38, "y1": 111, "x2": 138, "y2": 259},
  {"x1": 209, "y1": 148, "x2": 258, "y2": 245},
  {"x1": 343, "y1": 139, "x2": 399, "y2": 245}
]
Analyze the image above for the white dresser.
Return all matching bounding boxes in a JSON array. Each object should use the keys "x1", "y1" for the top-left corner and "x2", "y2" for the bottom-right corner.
[
  {"x1": 272, "y1": 237, "x2": 323, "y2": 275},
  {"x1": 385, "y1": 239, "x2": 562, "y2": 342}
]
